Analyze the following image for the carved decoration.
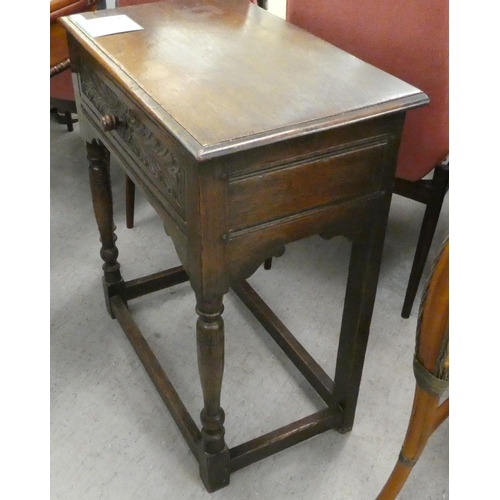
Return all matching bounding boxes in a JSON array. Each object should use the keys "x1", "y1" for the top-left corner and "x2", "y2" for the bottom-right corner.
[
  {"x1": 80, "y1": 63, "x2": 183, "y2": 205},
  {"x1": 121, "y1": 109, "x2": 181, "y2": 200}
]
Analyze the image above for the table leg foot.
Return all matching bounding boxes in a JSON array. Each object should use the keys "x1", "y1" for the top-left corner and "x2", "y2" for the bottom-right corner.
[{"x1": 198, "y1": 446, "x2": 230, "y2": 492}]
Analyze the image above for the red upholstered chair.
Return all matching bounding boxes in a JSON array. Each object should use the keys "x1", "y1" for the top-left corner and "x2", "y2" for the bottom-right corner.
[
  {"x1": 286, "y1": 0, "x2": 449, "y2": 318},
  {"x1": 50, "y1": 68, "x2": 77, "y2": 132}
]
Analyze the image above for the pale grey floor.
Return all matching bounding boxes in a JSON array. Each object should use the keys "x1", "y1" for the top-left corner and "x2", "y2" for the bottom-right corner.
[
  {"x1": 50, "y1": 3, "x2": 448, "y2": 499},
  {"x1": 50, "y1": 120, "x2": 448, "y2": 500}
]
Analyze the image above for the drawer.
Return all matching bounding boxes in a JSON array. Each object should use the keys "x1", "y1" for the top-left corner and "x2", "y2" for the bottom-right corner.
[
  {"x1": 228, "y1": 141, "x2": 386, "y2": 232},
  {"x1": 77, "y1": 54, "x2": 187, "y2": 222}
]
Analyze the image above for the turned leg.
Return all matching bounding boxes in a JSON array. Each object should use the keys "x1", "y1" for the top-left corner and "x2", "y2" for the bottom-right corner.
[
  {"x1": 87, "y1": 139, "x2": 126, "y2": 316},
  {"x1": 196, "y1": 298, "x2": 230, "y2": 492}
]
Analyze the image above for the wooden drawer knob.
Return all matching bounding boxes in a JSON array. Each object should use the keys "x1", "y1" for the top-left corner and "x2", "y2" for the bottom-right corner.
[{"x1": 101, "y1": 114, "x2": 119, "y2": 132}]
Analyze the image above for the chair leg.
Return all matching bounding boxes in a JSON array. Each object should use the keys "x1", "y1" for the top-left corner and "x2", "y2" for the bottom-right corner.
[
  {"x1": 401, "y1": 164, "x2": 449, "y2": 318},
  {"x1": 263, "y1": 257, "x2": 273, "y2": 270},
  {"x1": 378, "y1": 241, "x2": 448, "y2": 499},
  {"x1": 51, "y1": 98, "x2": 77, "y2": 132},
  {"x1": 125, "y1": 175, "x2": 135, "y2": 229},
  {"x1": 64, "y1": 111, "x2": 74, "y2": 132},
  {"x1": 376, "y1": 388, "x2": 444, "y2": 500}
]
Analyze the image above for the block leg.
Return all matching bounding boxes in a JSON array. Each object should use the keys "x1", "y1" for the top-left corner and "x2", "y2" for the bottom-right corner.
[{"x1": 332, "y1": 207, "x2": 390, "y2": 432}]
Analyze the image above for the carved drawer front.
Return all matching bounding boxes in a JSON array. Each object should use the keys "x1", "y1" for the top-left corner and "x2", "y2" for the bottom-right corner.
[
  {"x1": 79, "y1": 58, "x2": 186, "y2": 221},
  {"x1": 228, "y1": 141, "x2": 386, "y2": 232}
]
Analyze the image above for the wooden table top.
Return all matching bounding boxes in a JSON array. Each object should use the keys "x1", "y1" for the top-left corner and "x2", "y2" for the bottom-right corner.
[{"x1": 61, "y1": 0, "x2": 427, "y2": 159}]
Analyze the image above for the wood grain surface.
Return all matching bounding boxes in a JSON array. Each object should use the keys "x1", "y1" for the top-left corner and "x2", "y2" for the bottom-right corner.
[{"x1": 60, "y1": 0, "x2": 427, "y2": 156}]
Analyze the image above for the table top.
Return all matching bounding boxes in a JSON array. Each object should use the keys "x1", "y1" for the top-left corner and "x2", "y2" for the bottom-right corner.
[{"x1": 61, "y1": 0, "x2": 427, "y2": 160}]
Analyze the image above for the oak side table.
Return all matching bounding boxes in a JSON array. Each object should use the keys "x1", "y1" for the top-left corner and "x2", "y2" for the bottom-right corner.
[{"x1": 60, "y1": 0, "x2": 427, "y2": 492}]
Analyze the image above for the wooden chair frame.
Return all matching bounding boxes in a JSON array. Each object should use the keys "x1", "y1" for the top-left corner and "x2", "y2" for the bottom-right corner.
[{"x1": 377, "y1": 239, "x2": 449, "y2": 499}]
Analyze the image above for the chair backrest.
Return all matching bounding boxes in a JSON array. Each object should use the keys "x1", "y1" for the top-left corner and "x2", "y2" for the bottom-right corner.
[{"x1": 286, "y1": 0, "x2": 449, "y2": 181}]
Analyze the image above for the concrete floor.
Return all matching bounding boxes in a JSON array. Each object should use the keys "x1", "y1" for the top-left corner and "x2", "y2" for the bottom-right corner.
[{"x1": 50, "y1": 3, "x2": 449, "y2": 498}]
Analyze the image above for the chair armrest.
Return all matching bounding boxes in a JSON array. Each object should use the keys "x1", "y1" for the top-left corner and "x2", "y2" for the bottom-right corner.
[
  {"x1": 51, "y1": 58, "x2": 71, "y2": 78},
  {"x1": 50, "y1": 0, "x2": 100, "y2": 23}
]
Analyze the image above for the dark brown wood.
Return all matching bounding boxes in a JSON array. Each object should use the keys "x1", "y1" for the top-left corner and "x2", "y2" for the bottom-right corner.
[
  {"x1": 86, "y1": 139, "x2": 126, "y2": 316},
  {"x1": 330, "y1": 122, "x2": 405, "y2": 433},
  {"x1": 124, "y1": 266, "x2": 189, "y2": 300},
  {"x1": 331, "y1": 231, "x2": 389, "y2": 433},
  {"x1": 228, "y1": 140, "x2": 387, "y2": 231},
  {"x1": 232, "y1": 280, "x2": 335, "y2": 406},
  {"x1": 394, "y1": 163, "x2": 449, "y2": 318},
  {"x1": 61, "y1": 0, "x2": 426, "y2": 161},
  {"x1": 50, "y1": 95, "x2": 77, "y2": 132},
  {"x1": 196, "y1": 299, "x2": 230, "y2": 491},
  {"x1": 125, "y1": 175, "x2": 136, "y2": 228},
  {"x1": 61, "y1": 0, "x2": 428, "y2": 491},
  {"x1": 64, "y1": 111, "x2": 74, "y2": 132},
  {"x1": 229, "y1": 407, "x2": 342, "y2": 472},
  {"x1": 393, "y1": 178, "x2": 432, "y2": 204},
  {"x1": 110, "y1": 295, "x2": 202, "y2": 456}
]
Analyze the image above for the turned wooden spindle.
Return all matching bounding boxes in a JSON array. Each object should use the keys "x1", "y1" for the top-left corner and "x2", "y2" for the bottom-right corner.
[
  {"x1": 50, "y1": 58, "x2": 71, "y2": 78},
  {"x1": 377, "y1": 240, "x2": 449, "y2": 500},
  {"x1": 86, "y1": 139, "x2": 126, "y2": 313},
  {"x1": 196, "y1": 301, "x2": 226, "y2": 453},
  {"x1": 196, "y1": 299, "x2": 230, "y2": 491}
]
